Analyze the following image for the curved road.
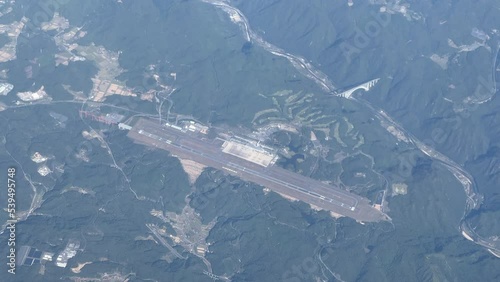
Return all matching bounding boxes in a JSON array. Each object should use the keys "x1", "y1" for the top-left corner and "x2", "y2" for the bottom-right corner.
[
  {"x1": 201, "y1": 0, "x2": 337, "y2": 93},
  {"x1": 202, "y1": 0, "x2": 500, "y2": 256}
]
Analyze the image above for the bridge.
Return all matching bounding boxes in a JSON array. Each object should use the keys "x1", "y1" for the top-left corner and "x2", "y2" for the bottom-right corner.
[{"x1": 336, "y1": 78, "x2": 380, "y2": 99}]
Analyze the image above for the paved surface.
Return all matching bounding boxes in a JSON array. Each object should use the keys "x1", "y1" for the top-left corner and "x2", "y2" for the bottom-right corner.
[{"x1": 127, "y1": 118, "x2": 388, "y2": 222}]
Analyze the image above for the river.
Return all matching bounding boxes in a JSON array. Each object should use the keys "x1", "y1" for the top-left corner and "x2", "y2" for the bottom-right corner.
[{"x1": 201, "y1": 0, "x2": 500, "y2": 257}]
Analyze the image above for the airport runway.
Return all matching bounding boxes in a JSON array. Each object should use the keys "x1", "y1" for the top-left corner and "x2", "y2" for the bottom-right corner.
[{"x1": 127, "y1": 118, "x2": 388, "y2": 222}]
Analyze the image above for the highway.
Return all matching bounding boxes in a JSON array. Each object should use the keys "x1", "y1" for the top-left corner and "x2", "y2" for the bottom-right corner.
[
  {"x1": 127, "y1": 118, "x2": 388, "y2": 223},
  {"x1": 352, "y1": 96, "x2": 500, "y2": 254},
  {"x1": 199, "y1": 0, "x2": 500, "y2": 257},
  {"x1": 200, "y1": 0, "x2": 337, "y2": 93}
]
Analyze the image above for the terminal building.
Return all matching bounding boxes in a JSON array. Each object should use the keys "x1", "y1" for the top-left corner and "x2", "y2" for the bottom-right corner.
[
  {"x1": 221, "y1": 140, "x2": 277, "y2": 167},
  {"x1": 124, "y1": 117, "x2": 389, "y2": 222}
]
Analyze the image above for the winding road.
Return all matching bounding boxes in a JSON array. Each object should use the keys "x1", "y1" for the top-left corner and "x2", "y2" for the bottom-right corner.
[{"x1": 201, "y1": 0, "x2": 500, "y2": 257}]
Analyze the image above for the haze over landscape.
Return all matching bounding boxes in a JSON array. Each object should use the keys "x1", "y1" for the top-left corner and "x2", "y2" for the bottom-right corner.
[{"x1": 0, "y1": 0, "x2": 499, "y2": 281}]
